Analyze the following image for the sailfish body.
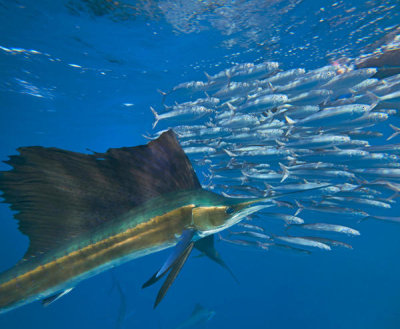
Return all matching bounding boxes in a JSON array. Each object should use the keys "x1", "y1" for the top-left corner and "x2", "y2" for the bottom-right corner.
[{"x1": 0, "y1": 130, "x2": 264, "y2": 314}]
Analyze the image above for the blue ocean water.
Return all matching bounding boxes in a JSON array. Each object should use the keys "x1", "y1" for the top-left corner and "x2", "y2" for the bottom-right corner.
[{"x1": 0, "y1": 0, "x2": 400, "y2": 328}]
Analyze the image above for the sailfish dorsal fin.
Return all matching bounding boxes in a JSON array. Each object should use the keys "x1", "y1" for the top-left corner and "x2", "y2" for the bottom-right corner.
[{"x1": 0, "y1": 130, "x2": 201, "y2": 261}]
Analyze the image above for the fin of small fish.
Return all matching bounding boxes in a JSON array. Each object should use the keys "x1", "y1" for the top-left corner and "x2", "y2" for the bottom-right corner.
[
  {"x1": 0, "y1": 130, "x2": 201, "y2": 261},
  {"x1": 42, "y1": 288, "x2": 73, "y2": 307}
]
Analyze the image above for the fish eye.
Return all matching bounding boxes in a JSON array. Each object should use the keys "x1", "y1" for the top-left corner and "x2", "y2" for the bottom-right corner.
[{"x1": 226, "y1": 206, "x2": 235, "y2": 214}]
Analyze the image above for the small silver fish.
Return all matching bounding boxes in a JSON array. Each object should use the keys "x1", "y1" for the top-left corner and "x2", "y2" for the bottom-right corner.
[
  {"x1": 237, "y1": 222, "x2": 266, "y2": 232},
  {"x1": 229, "y1": 61, "x2": 279, "y2": 81},
  {"x1": 287, "y1": 89, "x2": 332, "y2": 106},
  {"x1": 286, "y1": 104, "x2": 372, "y2": 126},
  {"x1": 265, "y1": 68, "x2": 306, "y2": 86},
  {"x1": 273, "y1": 235, "x2": 331, "y2": 250},
  {"x1": 326, "y1": 196, "x2": 391, "y2": 209},
  {"x1": 239, "y1": 94, "x2": 288, "y2": 112},
  {"x1": 290, "y1": 223, "x2": 360, "y2": 236},
  {"x1": 301, "y1": 237, "x2": 353, "y2": 249},
  {"x1": 218, "y1": 114, "x2": 260, "y2": 128},
  {"x1": 275, "y1": 71, "x2": 335, "y2": 94},
  {"x1": 320, "y1": 68, "x2": 377, "y2": 94},
  {"x1": 261, "y1": 212, "x2": 304, "y2": 224},
  {"x1": 150, "y1": 106, "x2": 214, "y2": 128},
  {"x1": 295, "y1": 201, "x2": 369, "y2": 218},
  {"x1": 278, "y1": 135, "x2": 351, "y2": 149},
  {"x1": 172, "y1": 80, "x2": 208, "y2": 93},
  {"x1": 213, "y1": 82, "x2": 256, "y2": 99},
  {"x1": 351, "y1": 78, "x2": 381, "y2": 93},
  {"x1": 183, "y1": 146, "x2": 216, "y2": 154},
  {"x1": 229, "y1": 230, "x2": 271, "y2": 240}
]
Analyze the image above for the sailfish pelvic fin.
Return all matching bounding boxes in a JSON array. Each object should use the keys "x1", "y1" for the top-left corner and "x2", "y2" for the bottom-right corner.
[
  {"x1": 155, "y1": 230, "x2": 195, "y2": 280},
  {"x1": 153, "y1": 241, "x2": 194, "y2": 309},
  {"x1": 142, "y1": 229, "x2": 196, "y2": 308}
]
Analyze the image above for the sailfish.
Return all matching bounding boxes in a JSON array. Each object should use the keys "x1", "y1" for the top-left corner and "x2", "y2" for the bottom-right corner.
[{"x1": 0, "y1": 130, "x2": 270, "y2": 314}]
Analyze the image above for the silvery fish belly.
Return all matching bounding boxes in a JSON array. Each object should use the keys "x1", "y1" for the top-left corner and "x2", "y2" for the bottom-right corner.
[{"x1": 151, "y1": 60, "x2": 400, "y2": 256}]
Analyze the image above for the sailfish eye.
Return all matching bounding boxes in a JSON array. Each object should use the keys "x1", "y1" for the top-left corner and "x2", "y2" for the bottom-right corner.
[{"x1": 226, "y1": 206, "x2": 235, "y2": 214}]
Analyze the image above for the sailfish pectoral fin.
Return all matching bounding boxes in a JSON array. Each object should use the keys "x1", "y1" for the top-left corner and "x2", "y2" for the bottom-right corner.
[
  {"x1": 194, "y1": 235, "x2": 239, "y2": 284},
  {"x1": 153, "y1": 242, "x2": 194, "y2": 309},
  {"x1": 142, "y1": 229, "x2": 195, "y2": 289}
]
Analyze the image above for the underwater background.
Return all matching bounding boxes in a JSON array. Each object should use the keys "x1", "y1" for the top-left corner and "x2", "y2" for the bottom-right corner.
[{"x1": 1, "y1": 0, "x2": 400, "y2": 328}]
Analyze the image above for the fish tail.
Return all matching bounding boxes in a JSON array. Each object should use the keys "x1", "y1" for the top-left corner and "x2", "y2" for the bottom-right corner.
[
  {"x1": 150, "y1": 106, "x2": 160, "y2": 129},
  {"x1": 226, "y1": 102, "x2": 236, "y2": 112},
  {"x1": 157, "y1": 89, "x2": 167, "y2": 96},
  {"x1": 240, "y1": 176, "x2": 248, "y2": 185},
  {"x1": 294, "y1": 200, "x2": 303, "y2": 216},
  {"x1": 284, "y1": 115, "x2": 296, "y2": 125},
  {"x1": 204, "y1": 71, "x2": 211, "y2": 82},
  {"x1": 279, "y1": 162, "x2": 290, "y2": 183},
  {"x1": 268, "y1": 81, "x2": 275, "y2": 92},
  {"x1": 366, "y1": 91, "x2": 380, "y2": 104},
  {"x1": 263, "y1": 182, "x2": 273, "y2": 197},
  {"x1": 265, "y1": 109, "x2": 274, "y2": 119},
  {"x1": 386, "y1": 191, "x2": 399, "y2": 201},
  {"x1": 368, "y1": 100, "x2": 379, "y2": 111},
  {"x1": 285, "y1": 126, "x2": 293, "y2": 137},
  {"x1": 275, "y1": 139, "x2": 286, "y2": 148},
  {"x1": 142, "y1": 133, "x2": 154, "y2": 140},
  {"x1": 387, "y1": 124, "x2": 400, "y2": 141},
  {"x1": 226, "y1": 71, "x2": 231, "y2": 87},
  {"x1": 223, "y1": 148, "x2": 237, "y2": 157}
]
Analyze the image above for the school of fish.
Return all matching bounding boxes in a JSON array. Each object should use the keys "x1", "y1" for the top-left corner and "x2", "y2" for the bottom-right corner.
[{"x1": 148, "y1": 60, "x2": 400, "y2": 254}]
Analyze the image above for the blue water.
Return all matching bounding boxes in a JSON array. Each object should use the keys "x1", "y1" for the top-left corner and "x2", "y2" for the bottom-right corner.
[{"x1": 1, "y1": 0, "x2": 400, "y2": 328}]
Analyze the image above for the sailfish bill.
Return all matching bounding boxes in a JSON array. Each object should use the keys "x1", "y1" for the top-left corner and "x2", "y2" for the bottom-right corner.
[{"x1": 0, "y1": 129, "x2": 267, "y2": 314}]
